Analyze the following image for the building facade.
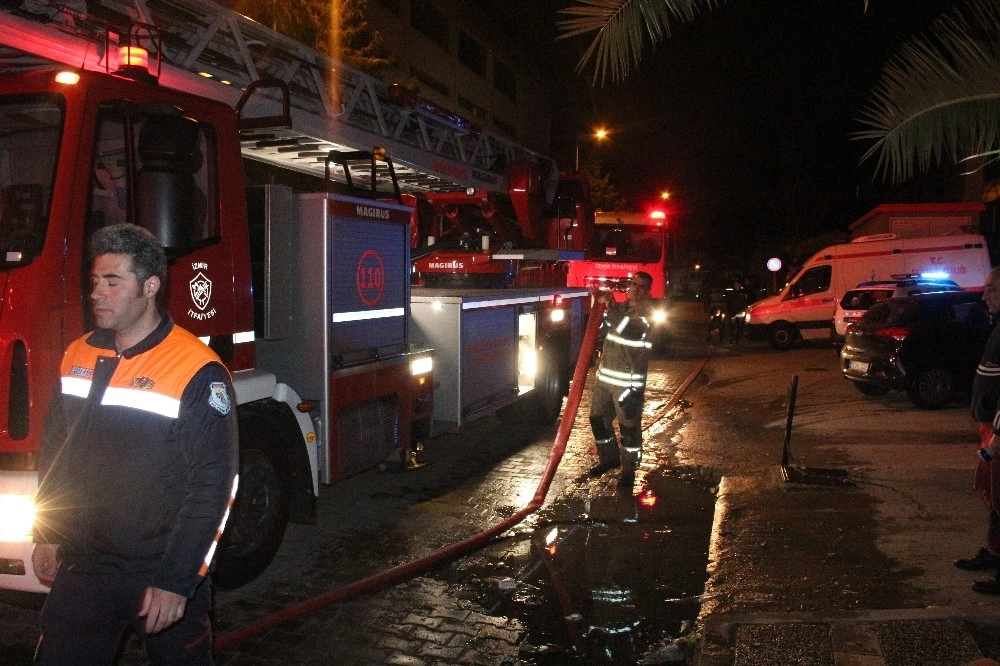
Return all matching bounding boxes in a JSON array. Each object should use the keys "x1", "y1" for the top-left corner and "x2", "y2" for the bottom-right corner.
[{"x1": 365, "y1": 0, "x2": 554, "y2": 158}]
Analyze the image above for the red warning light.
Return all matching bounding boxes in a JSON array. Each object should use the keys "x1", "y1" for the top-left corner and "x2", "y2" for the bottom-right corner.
[{"x1": 648, "y1": 210, "x2": 667, "y2": 227}]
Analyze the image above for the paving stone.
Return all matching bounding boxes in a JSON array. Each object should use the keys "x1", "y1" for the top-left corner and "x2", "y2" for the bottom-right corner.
[
  {"x1": 378, "y1": 634, "x2": 421, "y2": 652},
  {"x1": 404, "y1": 613, "x2": 445, "y2": 629},
  {"x1": 407, "y1": 626, "x2": 454, "y2": 644},
  {"x1": 386, "y1": 654, "x2": 428, "y2": 666},
  {"x1": 438, "y1": 619, "x2": 482, "y2": 638},
  {"x1": 430, "y1": 608, "x2": 473, "y2": 622}
]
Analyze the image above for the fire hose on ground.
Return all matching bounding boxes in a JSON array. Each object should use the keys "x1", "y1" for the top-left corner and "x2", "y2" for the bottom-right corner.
[{"x1": 214, "y1": 301, "x2": 707, "y2": 652}]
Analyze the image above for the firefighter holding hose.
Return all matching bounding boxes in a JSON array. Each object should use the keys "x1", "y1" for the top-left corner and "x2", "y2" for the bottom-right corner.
[{"x1": 588, "y1": 271, "x2": 655, "y2": 491}]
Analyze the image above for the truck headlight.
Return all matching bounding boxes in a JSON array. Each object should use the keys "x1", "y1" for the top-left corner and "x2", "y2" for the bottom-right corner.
[
  {"x1": 0, "y1": 494, "x2": 35, "y2": 540},
  {"x1": 410, "y1": 356, "x2": 433, "y2": 376}
]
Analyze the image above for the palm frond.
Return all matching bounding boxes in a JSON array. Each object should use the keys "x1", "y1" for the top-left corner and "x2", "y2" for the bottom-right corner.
[
  {"x1": 556, "y1": 0, "x2": 718, "y2": 86},
  {"x1": 856, "y1": 0, "x2": 1000, "y2": 183}
]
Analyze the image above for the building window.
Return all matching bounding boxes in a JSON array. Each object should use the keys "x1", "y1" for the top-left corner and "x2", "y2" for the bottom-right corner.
[
  {"x1": 457, "y1": 95, "x2": 486, "y2": 121},
  {"x1": 458, "y1": 32, "x2": 486, "y2": 77},
  {"x1": 411, "y1": 0, "x2": 449, "y2": 50},
  {"x1": 410, "y1": 66, "x2": 450, "y2": 97},
  {"x1": 493, "y1": 61, "x2": 517, "y2": 102}
]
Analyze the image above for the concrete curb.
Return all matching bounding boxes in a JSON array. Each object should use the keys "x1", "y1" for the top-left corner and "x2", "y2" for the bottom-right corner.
[
  {"x1": 696, "y1": 473, "x2": 1000, "y2": 665},
  {"x1": 696, "y1": 609, "x2": 1000, "y2": 666}
]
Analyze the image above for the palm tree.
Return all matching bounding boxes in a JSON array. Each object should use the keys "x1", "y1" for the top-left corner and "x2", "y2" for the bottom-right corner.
[
  {"x1": 856, "y1": 0, "x2": 1000, "y2": 183},
  {"x1": 556, "y1": 0, "x2": 719, "y2": 85},
  {"x1": 558, "y1": 0, "x2": 1000, "y2": 186}
]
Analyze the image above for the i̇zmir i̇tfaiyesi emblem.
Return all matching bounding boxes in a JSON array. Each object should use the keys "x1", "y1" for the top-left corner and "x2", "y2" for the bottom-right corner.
[{"x1": 188, "y1": 268, "x2": 217, "y2": 320}]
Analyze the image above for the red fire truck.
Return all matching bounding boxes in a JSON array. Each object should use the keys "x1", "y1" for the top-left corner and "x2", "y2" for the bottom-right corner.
[
  {"x1": 0, "y1": 0, "x2": 589, "y2": 592},
  {"x1": 566, "y1": 210, "x2": 671, "y2": 336}
]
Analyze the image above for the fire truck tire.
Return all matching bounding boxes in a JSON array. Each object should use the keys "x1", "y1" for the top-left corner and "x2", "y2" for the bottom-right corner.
[
  {"x1": 535, "y1": 341, "x2": 569, "y2": 424},
  {"x1": 214, "y1": 412, "x2": 291, "y2": 589}
]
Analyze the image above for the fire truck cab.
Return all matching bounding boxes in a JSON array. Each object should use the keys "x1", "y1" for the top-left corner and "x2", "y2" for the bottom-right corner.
[
  {"x1": 566, "y1": 210, "x2": 670, "y2": 342},
  {"x1": 0, "y1": 64, "x2": 441, "y2": 591}
]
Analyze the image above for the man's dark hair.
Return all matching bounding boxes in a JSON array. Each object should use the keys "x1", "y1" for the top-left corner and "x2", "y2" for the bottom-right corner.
[
  {"x1": 89, "y1": 224, "x2": 168, "y2": 291},
  {"x1": 634, "y1": 271, "x2": 653, "y2": 288}
]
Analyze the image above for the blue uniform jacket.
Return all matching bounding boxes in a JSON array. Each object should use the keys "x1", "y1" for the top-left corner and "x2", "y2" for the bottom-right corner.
[{"x1": 35, "y1": 313, "x2": 239, "y2": 597}]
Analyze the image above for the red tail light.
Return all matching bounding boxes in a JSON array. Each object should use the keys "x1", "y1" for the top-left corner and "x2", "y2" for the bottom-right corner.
[{"x1": 874, "y1": 326, "x2": 910, "y2": 341}]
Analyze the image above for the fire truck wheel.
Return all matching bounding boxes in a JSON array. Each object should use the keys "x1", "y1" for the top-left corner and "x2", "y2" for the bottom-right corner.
[
  {"x1": 535, "y1": 342, "x2": 569, "y2": 424},
  {"x1": 214, "y1": 414, "x2": 291, "y2": 589}
]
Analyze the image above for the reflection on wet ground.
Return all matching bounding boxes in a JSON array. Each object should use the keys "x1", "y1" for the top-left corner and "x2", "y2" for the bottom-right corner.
[{"x1": 429, "y1": 467, "x2": 718, "y2": 664}]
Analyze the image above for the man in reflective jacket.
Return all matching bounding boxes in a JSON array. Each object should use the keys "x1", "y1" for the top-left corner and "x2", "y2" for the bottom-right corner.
[
  {"x1": 588, "y1": 271, "x2": 655, "y2": 490},
  {"x1": 32, "y1": 224, "x2": 239, "y2": 664}
]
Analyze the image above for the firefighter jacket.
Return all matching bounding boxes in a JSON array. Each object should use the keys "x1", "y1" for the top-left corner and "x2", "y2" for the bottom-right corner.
[
  {"x1": 596, "y1": 298, "x2": 654, "y2": 397},
  {"x1": 35, "y1": 312, "x2": 239, "y2": 597}
]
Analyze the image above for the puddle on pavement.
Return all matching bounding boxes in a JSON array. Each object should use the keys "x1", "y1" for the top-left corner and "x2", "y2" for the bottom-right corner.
[{"x1": 432, "y1": 467, "x2": 718, "y2": 664}]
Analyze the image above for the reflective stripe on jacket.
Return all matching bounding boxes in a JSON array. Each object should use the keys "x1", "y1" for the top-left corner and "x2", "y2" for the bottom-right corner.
[{"x1": 596, "y1": 300, "x2": 653, "y2": 391}]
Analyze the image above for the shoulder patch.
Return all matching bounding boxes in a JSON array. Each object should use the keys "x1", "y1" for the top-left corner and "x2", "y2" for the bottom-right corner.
[
  {"x1": 129, "y1": 376, "x2": 156, "y2": 390},
  {"x1": 208, "y1": 381, "x2": 232, "y2": 415}
]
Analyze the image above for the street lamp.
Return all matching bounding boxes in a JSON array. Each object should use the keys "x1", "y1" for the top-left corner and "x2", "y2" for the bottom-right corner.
[{"x1": 575, "y1": 126, "x2": 610, "y2": 171}]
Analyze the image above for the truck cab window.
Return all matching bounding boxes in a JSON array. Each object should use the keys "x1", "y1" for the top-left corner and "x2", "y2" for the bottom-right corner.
[
  {"x1": 591, "y1": 226, "x2": 662, "y2": 263},
  {"x1": 89, "y1": 117, "x2": 129, "y2": 230},
  {"x1": 0, "y1": 95, "x2": 62, "y2": 265},
  {"x1": 86, "y1": 103, "x2": 219, "y2": 255}
]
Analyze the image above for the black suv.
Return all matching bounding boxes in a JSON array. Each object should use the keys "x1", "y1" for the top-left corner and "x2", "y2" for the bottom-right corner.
[{"x1": 840, "y1": 290, "x2": 994, "y2": 409}]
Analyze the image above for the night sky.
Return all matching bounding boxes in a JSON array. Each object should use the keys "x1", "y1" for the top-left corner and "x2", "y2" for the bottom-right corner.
[{"x1": 534, "y1": 0, "x2": 961, "y2": 274}]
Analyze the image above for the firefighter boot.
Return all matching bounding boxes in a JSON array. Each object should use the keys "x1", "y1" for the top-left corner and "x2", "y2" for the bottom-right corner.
[
  {"x1": 589, "y1": 411, "x2": 622, "y2": 477},
  {"x1": 589, "y1": 413, "x2": 622, "y2": 477},
  {"x1": 617, "y1": 439, "x2": 642, "y2": 490},
  {"x1": 589, "y1": 436, "x2": 622, "y2": 476}
]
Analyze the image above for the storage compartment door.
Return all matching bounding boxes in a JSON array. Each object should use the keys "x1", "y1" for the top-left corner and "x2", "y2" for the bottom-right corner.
[{"x1": 461, "y1": 306, "x2": 518, "y2": 421}]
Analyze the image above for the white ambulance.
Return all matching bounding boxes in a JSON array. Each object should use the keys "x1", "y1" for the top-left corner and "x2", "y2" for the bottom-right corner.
[{"x1": 745, "y1": 233, "x2": 991, "y2": 349}]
